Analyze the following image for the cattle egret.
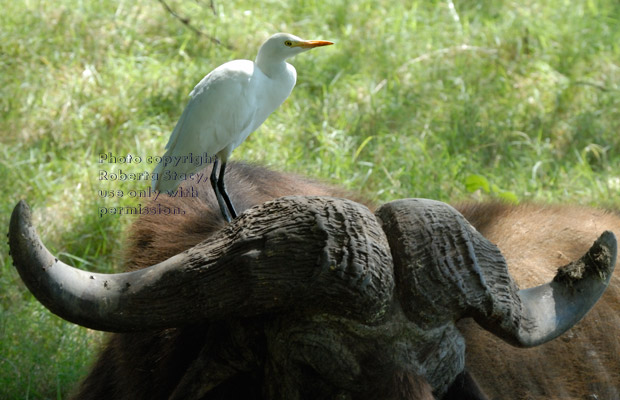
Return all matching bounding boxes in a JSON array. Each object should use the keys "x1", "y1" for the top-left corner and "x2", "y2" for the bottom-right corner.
[{"x1": 152, "y1": 32, "x2": 333, "y2": 221}]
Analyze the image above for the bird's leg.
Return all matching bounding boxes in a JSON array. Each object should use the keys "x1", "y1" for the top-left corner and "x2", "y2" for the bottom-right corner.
[
  {"x1": 210, "y1": 159, "x2": 232, "y2": 223},
  {"x1": 217, "y1": 162, "x2": 238, "y2": 219}
]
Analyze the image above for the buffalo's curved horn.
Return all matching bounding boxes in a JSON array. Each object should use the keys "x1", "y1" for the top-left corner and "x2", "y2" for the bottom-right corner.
[
  {"x1": 376, "y1": 198, "x2": 617, "y2": 348},
  {"x1": 9, "y1": 198, "x2": 394, "y2": 332}
]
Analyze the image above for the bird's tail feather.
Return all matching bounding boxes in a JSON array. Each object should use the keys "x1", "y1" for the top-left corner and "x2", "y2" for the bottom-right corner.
[{"x1": 151, "y1": 155, "x2": 206, "y2": 194}]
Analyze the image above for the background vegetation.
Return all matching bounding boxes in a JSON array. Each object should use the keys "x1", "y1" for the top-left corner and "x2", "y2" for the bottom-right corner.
[{"x1": 1, "y1": 0, "x2": 618, "y2": 398}]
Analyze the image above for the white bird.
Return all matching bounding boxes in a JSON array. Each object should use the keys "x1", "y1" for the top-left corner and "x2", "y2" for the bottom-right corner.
[{"x1": 152, "y1": 33, "x2": 333, "y2": 222}]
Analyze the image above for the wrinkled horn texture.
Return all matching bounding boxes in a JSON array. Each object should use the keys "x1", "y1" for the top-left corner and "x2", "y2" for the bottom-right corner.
[
  {"x1": 376, "y1": 198, "x2": 521, "y2": 332},
  {"x1": 9, "y1": 197, "x2": 395, "y2": 331}
]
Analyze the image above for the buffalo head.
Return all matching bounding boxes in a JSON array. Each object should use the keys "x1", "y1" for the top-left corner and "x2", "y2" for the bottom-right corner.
[{"x1": 8, "y1": 195, "x2": 617, "y2": 399}]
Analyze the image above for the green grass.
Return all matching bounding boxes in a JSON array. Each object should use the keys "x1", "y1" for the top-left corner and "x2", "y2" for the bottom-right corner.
[{"x1": 1, "y1": 0, "x2": 619, "y2": 398}]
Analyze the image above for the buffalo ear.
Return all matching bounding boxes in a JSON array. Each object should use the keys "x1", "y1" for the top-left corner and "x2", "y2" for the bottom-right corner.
[{"x1": 442, "y1": 370, "x2": 489, "y2": 400}]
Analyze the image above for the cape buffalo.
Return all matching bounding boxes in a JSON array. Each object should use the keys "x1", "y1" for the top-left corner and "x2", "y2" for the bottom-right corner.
[{"x1": 8, "y1": 162, "x2": 618, "y2": 399}]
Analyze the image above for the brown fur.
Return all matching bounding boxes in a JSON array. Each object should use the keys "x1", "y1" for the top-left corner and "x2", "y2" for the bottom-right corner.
[
  {"x1": 456, "y1": 201, "x2": 620, "y2": 400},
  {"x1": 385, "y1": 371, "x2": 435, "y2": 400},
  {"x1": 73, "y1": 163, "x2": 619, "y2": 400},
  {"x1": 123, "y1": 162, "x2": 371, "y2": 271}
]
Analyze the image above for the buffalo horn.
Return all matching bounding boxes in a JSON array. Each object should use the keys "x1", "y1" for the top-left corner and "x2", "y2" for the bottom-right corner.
[
  {"x1": 9, "y1": 198, "x2": 394, "y2": 332},
  {"x1": 376, "y1": 198, "x2": 617, "y2": 348}
]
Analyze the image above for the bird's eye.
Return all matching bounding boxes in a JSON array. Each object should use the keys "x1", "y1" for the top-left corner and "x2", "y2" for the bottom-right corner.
[{"x1": 284, "y1": 40, "x2": 293, "y2": 47}]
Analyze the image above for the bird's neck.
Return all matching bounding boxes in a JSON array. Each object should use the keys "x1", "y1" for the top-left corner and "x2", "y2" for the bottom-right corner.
[{"x1": 255, "y1": 55, "x2": 288, "y2": 79}]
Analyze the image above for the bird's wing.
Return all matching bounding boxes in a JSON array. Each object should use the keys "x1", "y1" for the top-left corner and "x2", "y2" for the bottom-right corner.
[
  {"x1": 152, "y1": 60, "x2": 257, "y2": 192},
  {"x1": 165, "y1": 60, "x2": 257, "y2": 154}
]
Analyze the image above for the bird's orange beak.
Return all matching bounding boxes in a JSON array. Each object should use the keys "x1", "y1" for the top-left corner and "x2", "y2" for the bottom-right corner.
[{"x1": 294, "y1": 40, "x2": 334, "y2": 49}]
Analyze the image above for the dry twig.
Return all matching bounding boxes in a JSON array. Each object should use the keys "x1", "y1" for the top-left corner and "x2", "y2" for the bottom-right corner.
[{"x1": 158, "y1": 0, "x2": 230, "y2": 48}]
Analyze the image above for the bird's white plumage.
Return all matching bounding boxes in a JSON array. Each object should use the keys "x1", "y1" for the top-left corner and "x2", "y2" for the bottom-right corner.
[{"x1": 152, "y1": 33, "x2": 331, "y2": 193}]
